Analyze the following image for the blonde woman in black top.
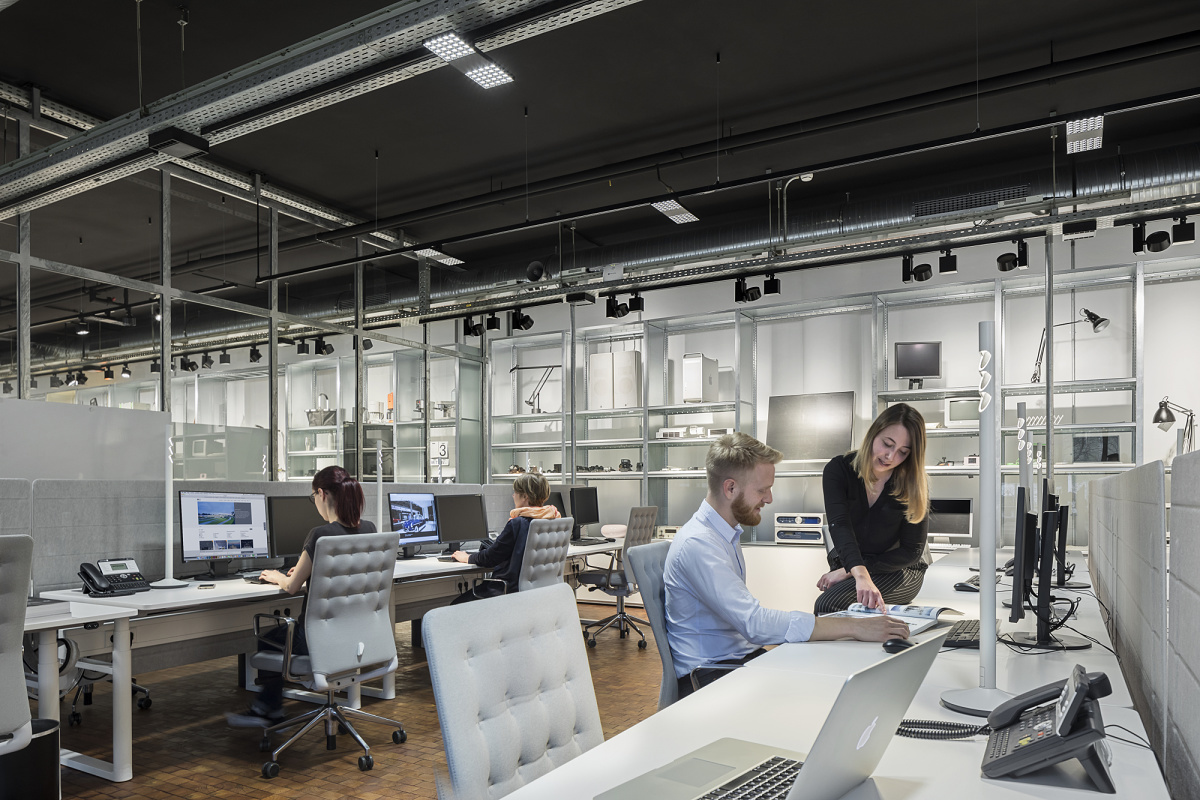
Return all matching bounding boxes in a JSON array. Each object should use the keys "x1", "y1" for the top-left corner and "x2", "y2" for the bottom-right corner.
[{"x1": 814, "y1": 403, "x2": 929, "y2": 614}]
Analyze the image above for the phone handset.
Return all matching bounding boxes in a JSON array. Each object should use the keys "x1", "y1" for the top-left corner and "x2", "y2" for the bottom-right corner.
[
  {"x1": 79, "y1": 562, "x2": 115, "y2": 595},
  {"x1": 987, "y1": 669, "x2": 1112, "y2": 729}
]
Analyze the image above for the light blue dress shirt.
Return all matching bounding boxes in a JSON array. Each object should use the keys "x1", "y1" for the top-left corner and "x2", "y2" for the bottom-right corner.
[{"x1": 664, "y1": 500, "x2": 816, "y2": 677}]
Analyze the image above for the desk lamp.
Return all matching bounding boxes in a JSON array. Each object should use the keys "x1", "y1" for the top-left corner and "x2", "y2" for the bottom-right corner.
[
  {"x1": 1153, "y1": 396, "x2": 1195, "y2": 454},
  {"x1": 1030, "y1": 308, "x2": 1108, "y2": 383},
  {"x1": 509, "y1": 364, "x2": 561, "y2": 414}
]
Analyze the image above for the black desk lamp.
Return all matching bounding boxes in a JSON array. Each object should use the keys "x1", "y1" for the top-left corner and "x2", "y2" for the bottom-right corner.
[
  {"x1": 1153, "y1": 397, "x2": 1195, "y2": 454},
  {"x1": 1030, "y1": 308, "x2": 1109, "y2": 383}
]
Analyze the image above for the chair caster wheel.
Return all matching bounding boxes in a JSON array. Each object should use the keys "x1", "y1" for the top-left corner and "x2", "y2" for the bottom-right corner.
[
  {"x1": 259, "y1": 736, "x2": 271, "y2": 753},
  {"x1": 392, "y1": 729, "x2": 407, "y2": 744},
  {"x1": 262, "y1": 761, "x2": 280, "y2": 779},
  {"x1": 358, "y1": 754, "x2": 374, "y2": 771},
  {"x1": 68, "y1": 712, "x2": 82, "y2": 727},
  {"x1": 327, "y1": 734, "x2": 337, "y2": 750},
  {"x1": 582, "y1": 630, "x2": 589, "y2": 641},
  {"x1": 137, "y1": 696, "x2": 152, "y2": 710},
  {"x1": 638, "y1": 639, "x2": 648, "y2": 649},
  {"x1": 587, "y1": 638, "x2": 596, "y2": 648}
]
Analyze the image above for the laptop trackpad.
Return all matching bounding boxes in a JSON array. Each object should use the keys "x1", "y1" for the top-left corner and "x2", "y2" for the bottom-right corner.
[{"x1": 660, "y1": 758, "x2": 737, "y2": 787}]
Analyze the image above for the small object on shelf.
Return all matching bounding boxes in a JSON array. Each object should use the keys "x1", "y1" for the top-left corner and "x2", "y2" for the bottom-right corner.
[
  {"x1": 655, "y1": 427, "x2": 688, "y2": 439},
  {"x1": 682, "y1": 353, "x2": 719, "y2": 403},
  {"x1": 686, "y1": 425, "x2": 706, "y2": 436},
  {"x1": 413, "y1": 399, "x2": 424, "y2": 419},
  {"x1": 937, "y1": 456, "x2": 951, "y2": 466},
  {"x1": 707, "y1": 427, "x2": 733, "y2": 436},
  {"x1": 963, "y1": 454, "x2": 980, "y2": 466},
  {"x1": 636, "y1": 461, "x2": 643, "y2": 470},
  {"x1": 618, "y1": 458, "x2": 633, "y2": 471},
  {"x1": 508, "y1": 464, "x2": 526, "y2": 474},
  {"x1": 774, "y1": 512, "x2": 826, "y2": 545},
  {"x1": 306, "y1": 393, "x2": 336, "y2": 426},
  {"x1": 655, "y1": 525, "x2": 680, "y2": 539},
  {"x1": 552, "y1": 463, "x2": 562, "y2": 473},
  {"x1": 433, "y1": 401, "x2": 456, "y2": 419},
  {"x1": 191, "y1": 439, "x2": 206, "y2": 457}
]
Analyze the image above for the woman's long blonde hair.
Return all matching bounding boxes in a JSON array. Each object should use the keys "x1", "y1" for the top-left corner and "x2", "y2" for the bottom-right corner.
[{"x1": 851, "y1": 403, "x2": 928, "y2": 523}]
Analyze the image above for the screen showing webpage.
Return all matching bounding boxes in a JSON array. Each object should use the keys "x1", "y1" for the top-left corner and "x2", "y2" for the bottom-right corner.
[{"x1": 179, "y1": 491, "x2": 269, "y2": 562}]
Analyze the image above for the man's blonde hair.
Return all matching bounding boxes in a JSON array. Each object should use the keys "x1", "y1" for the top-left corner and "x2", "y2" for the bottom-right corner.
[{"x1": 706, "y1": 432, "x2": 783, "y2": 495}]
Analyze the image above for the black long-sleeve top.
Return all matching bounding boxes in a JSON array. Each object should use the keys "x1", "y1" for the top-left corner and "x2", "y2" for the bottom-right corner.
[
  {"x1": 467, "y1": 515, "x2": 534, "y2": 595},
  {"x1": 822, "y1": 453, "x2": 927, "y2": 574}
]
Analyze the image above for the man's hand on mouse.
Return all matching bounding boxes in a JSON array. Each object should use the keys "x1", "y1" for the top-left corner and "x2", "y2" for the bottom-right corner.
[{"x1": 853, "y1": 614, "x2": 910, "y2": 643}]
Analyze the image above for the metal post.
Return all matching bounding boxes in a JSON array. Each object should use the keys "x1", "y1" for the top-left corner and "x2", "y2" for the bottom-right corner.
[
  {"x1": 268, "y1": 205, "x2": 279, "y2": 480},
  {"x1": 16, "y1": 119, "x2": 30, "y2": 398},
  {"x1": 1044, "y1": 235, "x2": 1055, "y2": 496},
  {"x1": 1018, "y1": 402, "x2": 1032, "y2": 491},
  {"x1": 568, "y1": 306, "x2": 578, "y2": 481},
  {"x1": 354, "y1": 239, "x2": 365, "y2": 480}
]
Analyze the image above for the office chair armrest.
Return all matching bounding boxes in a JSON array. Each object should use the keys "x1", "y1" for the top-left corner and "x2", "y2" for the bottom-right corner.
[
  {"x1": 252, "y1": 612, "x2": 298, "y2": 678},
  {"x1": 688, "y1": 662, "x2": 741, "y2": 692}
]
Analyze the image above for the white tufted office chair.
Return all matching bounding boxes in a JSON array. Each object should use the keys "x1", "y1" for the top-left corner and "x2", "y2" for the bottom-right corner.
[
  {"x1": 578, "y1": 506, "x2": 658, "y2": 648},
  {"x1": 423, "y1": 582, "x2": 603, "y2": 800},
  {"x1": 517, "y1": 517, "x2": 573, "y2": 591},
  {"x1": 0, "y1": 534, "x2": 34, "y2": 757},
  {"x1": 249, "y1": 531, "x2": 406, "y2": 778},
  {"x1": 625, "y1": 540, "x2": 681, "y2": 710}
]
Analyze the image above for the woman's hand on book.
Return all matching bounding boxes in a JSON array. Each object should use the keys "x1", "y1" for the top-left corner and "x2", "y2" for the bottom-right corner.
[{"x1": 852, "y1": 568, "x2": 885, "y2": 609}]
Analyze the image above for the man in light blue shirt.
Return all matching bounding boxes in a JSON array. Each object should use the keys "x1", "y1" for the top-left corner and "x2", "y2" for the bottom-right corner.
[{"x1": 665, "y1": 433, "x2": 909, "y2": 697}]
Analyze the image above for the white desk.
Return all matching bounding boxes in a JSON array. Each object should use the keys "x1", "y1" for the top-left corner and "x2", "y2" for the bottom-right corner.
[{"x1": 24, "y1": 601, "x2": 139, "y2": 783}]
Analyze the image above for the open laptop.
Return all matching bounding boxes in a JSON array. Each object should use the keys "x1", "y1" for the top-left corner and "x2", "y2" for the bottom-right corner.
[{"x1": 597, "y1": 629, "x2": 949, "y2": 800}]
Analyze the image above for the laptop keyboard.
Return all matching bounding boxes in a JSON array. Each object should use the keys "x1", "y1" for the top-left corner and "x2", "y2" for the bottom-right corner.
[
  {"x1": 944, "y1": 618, "x2": 982, "y2": 649},
  {"x1": 697, "y1": 756, "x2": 803, "y2": 800}
]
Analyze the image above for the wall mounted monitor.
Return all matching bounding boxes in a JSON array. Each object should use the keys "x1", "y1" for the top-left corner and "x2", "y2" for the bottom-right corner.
[
  {"x1": 434, "y1": 494, "x2": 489, "y2": 551},
  {"x1": 944, "y1": 397, "x2": 981, "y2": 428},
  {"x1": 1072, "y1": 435, "x2": 1120, "y2": 463},
  {"x1": 179, "y1": 490, "x2": 268, "y2": 578},
  {"x1": 767, "y1": 391, "x2": 856, "y2": 462},
  {"x1": 926, "y1": 498, "x2": 973, "y2": 543},
  {"x1": 389, "y1": 492, "x2": 439, "y2": 558},
  {"x1": 894, "y1": 341, "x2": 941, "y2": 389},
  {"x1": 267, "y1": 495, "x2": 326, "y2": 563}
]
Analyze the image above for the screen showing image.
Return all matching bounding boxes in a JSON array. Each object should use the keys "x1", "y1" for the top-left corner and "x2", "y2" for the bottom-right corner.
[
  {"x1": 1072, "y1": 435, "x2": 1120, "y2": 463},
  {"x1": 179, "y1": 491, "x2": 268, "y2": 562},
  {"x1": 389, "y1": 492, "x2": 439, "y2": 546},
  {"x1": 894, "y1": 342, "x2": 941, "y2": 379},
  {"x1": 267, "y1": 496, "x2": 327, "y2": 560},
  {"x1": 434, "y1": 494, "x2": 489, "y2": 543},
  {"x1": 766, "y1": 391, "x2": 855, "y2": 461}
]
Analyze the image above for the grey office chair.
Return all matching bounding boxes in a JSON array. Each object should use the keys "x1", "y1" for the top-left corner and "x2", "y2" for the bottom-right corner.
[
  {"x1": 250, "y1": 531, "x2": 406, "y2": 778},
  {"x1": 578, "y1": 506, "x2": 658, "y2": 648},
  {"x1": 0, "y1": 534, "x2": 33, "y2": 757},
  {"x1": 423, "y1": 583, "x2": 603, "y2": 800},
  {"x1": 517, "y1": 517, "x2": 573, "y2": 591}
]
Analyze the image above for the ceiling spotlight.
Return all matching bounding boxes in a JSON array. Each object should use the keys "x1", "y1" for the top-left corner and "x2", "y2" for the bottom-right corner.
[
  {"x1": 219, "y1": 350, "x2": 231, "y2": 365},
  {"x1": 201, "y1": 352, "x2": 214, "y2": 369},
  {"x1": 902, "y1": 254, "x2": 915, "y2": 283},
  {"x1": 1133, "y1": 222, "x2": 1146, "y2": 255},
  {"x1": 103, "y1": 367, "x2": 114, "y2": 381},
  {"x1": 938, "y1": 250, "x2": 958, "y2": 275},
  {"x1": 628, "y1": 291, "x2": 646, "y2": 311},
  {"x1": 734, "y1": 277, "x2": 761, "y2": 303},
  {"x1": 296, "y1": 340, "x2": 310, "y2": 355},
  {"x1": 51, "y1": 374, "x2": 64, "y2": 388},
  {"x1": 66, "y1": 373, "x2": 78, "y2": 387},
  {"x1": 800, "y1": 173, "x2": 814, "y2": 182},
  {"x1": 763, "y1": 274, "x2": 781, "y2": 296},
  {"x1": 248, "y1": 346, "x2": 262, "y2": 363},
  {"x1": 1173, "y1": 217, "x2": 1196, "y2": 246},
  {"x1": 316, "y1": 338, "x2": 334, "y2": 356},
  {"x1": 526, "y1": 261, "x2": 546, "y2": 282},
  {"x1": 423, "y1": 32, "x2": 475, "y2": 62},
  {"x1": 464, "y1": 63, "x2": 513, "y2": 88},
  {"x1": 1065, "y1": 115, "x2": 1104, "y2": 154},
  {"x1": 359, "y1": 337, "x2": 373, "y2": 351},
  {"x1": 606, "y1": 296, "x2": 630, "y2": 319},
  {"x1": 180, "y1": 357, "x2": 198, "y2": 372},
  {"x1": 154, "y1": 308, "x2": 162, "y2": 322},
  {"x1": 462, "y1": 316, "x2": 484, "y2": 337},
  {"x1": 76, "y1": 371, "x2": 88, "y2": 385},
  {"x1": 486, "y1": 313, "x2": 501, "y2": 331},
  {"x1": 511, "y1": 309, "x2": 534, "y2": 331},
  {"x1": 120, "y1": 364, "x2": 132, "y2": 379},
  {"x1": 150, "y1": 360, "x2": 161, "y2": 374},
  {"x1": 913, "y1": 262, "x2": 933, "y2": 282},
  {"x1": 652, "y1": 199, "x2": 699, "y2": 224},
  {"x1": 74, "y1": 318, "x2": 89, "y2": 336},
  {"x1": 1145, "y1": 230, "x2": 1171, "y2": 253},
  {"x1": 997, "y1": 239, "x2": 1029, "y2": 271}
]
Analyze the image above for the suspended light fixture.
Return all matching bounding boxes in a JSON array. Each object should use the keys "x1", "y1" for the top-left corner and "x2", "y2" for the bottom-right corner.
[
  {"x1": 120, "y1": 364, "x2": 132, "y2": 379},
  {"x1": 248, "y1": 346, "x2": 262, "y2": 363},
  {"x1": 219, "y1": 349, "x2": 231, "y2": 365}
]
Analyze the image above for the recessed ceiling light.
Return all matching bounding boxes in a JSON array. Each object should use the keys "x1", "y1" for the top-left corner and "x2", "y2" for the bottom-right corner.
[
  {"x1": 652, "y1": 199, "x2": 699, "y2": 224},
  {"x1": 414, "y1": 248, "x2": 465, "y2": 266},
  {"x1": 424, "y1": 32, "x2": 475, "y2": 62},
  {"x1": 465, "y1": 64, "x2": 513, "y2": 89}
]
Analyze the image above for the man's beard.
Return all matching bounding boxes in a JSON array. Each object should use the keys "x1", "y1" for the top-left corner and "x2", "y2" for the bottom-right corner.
[{"x1": 730, "y1": 492, "x2": 761, "y2": 526}]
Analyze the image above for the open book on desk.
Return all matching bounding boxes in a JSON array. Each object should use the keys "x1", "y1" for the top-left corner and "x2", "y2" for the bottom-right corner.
[{"x1": 821, "y1": 603, "x2": 963, "y2": 634}]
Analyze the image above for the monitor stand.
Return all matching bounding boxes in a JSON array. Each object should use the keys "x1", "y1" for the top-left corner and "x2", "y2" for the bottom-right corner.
[
  {"x1": 193, "y1": 559, "x2": 240, "y2": 581},
  {"x1": 908, "y1": 378, "x2": 924, "y2": 390},
  {"x1": 400, "y1": 545, "x2": 422, "y2": 560},
  {"x1": 440, "y1": 541, "x2": 460, "y2": 555}
]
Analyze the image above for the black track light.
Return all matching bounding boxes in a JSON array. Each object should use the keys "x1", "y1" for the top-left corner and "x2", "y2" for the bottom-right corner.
[
  {"x1": 1145, "y1": 230, "x2": 1171, "y2": 253},
  {"x1": 511, "y1": 309, "x2": 534, "y2": 331},
  {"x1": 103, "y1": 367, "x2": 114, "y2": 381},
  {"x1": 1133, "y1": 221, "x2": 1146, "y2": 255},
  {"x1": 120, "y1": 364, "x2": 132, "y2": 379},
  {"x1": 219, "y1": 350, "x2": 231, "y2": 365},
  {"x1": 938, "y1": 250, "x2": 958, "y2": 275},
  {"x1": 248, "y1": 346, "x2": 262, "y2": 363},
  {"x1": 66, "y1": 373, "x2": 77, "y2": 387},
  {"x1": 628, "y1": 291, "x2": 646, "y2": 311},
  {"x1": 763, "y1": 274, "x2": 781, "y2": 296},
  {"x1": 150, "y1": 359, "x2": 160, "y2": 374},
  {"x1": 51, "y1": 374, "x2": 64, "y2": 387},
  {"x1": 913, "y1": 262, "x2": 933, "y2": 282},
  {"x1": 180, "y1": 356, "x2": 198, "y2": 372},
  {"x1": 318, "y1": 339, "x2": 334, "y2": 356},
  {"x1": 997, "y1": 239, "x2": 1028, "y2": 272},
  {"x1": 1173, "y1": 217, "x2": 1195, "y2": 246},
  {"x1": 360, "y1": 338, "x2": 373, "y2": 351},
  {"x1": 296, "y1": 339, "x2": 309, "y2": 355},
  {"x1": 486, "y1": 313, "x2": 500, "y2": 331},
  {"x1": 2, "y1": 381, "x2": 11, "y2": 394},
  {"x1": 201, "y1": 352, "x2": 214, "y2": 369},
  {"x1": 463, "y1": 316, "x2": 484, "y2": 337},
  {"x1": 606, "y1": 296, "x2": 629, "y2": 319},
  {"x1": 75, "y1": 318, "x2": 88, "y2": 336},
  {"x1": 734, "y1": 277, "x2": 761, "y2": 303},
  {"x1": 902, "y1": 254, "x2": 915, "y2": 283},
  {"x1": 76, "y1": 371, "x2": 88, "y2": 385}
]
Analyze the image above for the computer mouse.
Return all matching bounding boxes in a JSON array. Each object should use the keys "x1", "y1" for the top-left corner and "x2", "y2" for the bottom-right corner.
[
  {"x1": 954, "y1": 581, "x2": 980, "y2": 593},
  {"x1": 882, "y1": 638, "x2": 914, "y2": 654}
]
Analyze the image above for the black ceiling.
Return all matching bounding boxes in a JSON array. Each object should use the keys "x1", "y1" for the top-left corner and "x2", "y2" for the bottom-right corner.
[{"x1": 2, "y1": 0, "x2": 1200, "y2": 330}]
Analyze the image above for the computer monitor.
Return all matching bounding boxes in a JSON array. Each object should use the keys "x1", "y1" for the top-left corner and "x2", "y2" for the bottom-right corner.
[
  {"x1": 1011, "y1": 506, "x2": 1091, "y2": 651},
  {"x1": 1054, "y1": 504, "x2": 1089, "y2": 590},
  {"x1": 894, "y1": 341, "x2": 941, "y2": 389},
  {"x1": 267, "y1": 496, "x2": 326, "y2": 566},
  {"x1": 547, "y1": 490, "x2": 567, "y2": 520},
  {"x1": 569, "y1": 486, "x2": 600, "y2": 540},
  {"x1": 926, "y1": 498, "x2": 973, "y2": 545},
  {"x1": 434, "y1": 494, "x2": 489, "y2": 553},
  {"x1": 389, "y1": 492, "x2": 439, "y2": 559},
  {"x1": 179, "y1": 490, "x2": 269, "y2": 579},
  {"x1": 1007, "y1": 486, "x2": 1037, "y2": 623},
  {"x1": 944, "y1": 397, "x2": 981, "y2": 428}
]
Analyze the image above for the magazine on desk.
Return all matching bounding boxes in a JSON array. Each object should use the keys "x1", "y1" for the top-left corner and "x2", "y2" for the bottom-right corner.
[{"x1": 821, "y1": 603, "x2": 963, "y2": 634}]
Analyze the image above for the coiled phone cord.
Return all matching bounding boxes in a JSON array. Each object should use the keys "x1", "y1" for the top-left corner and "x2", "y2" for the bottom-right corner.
[{"x1": 896, "y1": 719, "x2": 991, "y2": 740}]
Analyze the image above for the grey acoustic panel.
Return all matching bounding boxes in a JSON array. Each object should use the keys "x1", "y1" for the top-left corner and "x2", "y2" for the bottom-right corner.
[
  {"x1": 1167, "y1": 450, "x2": 1200, "y2": 800},
  {"x1": 0, "y1": 481, "x2": 30, "y2": 538},
  {"x1": 766, "y1": 391, "x2": 855, "y2": 461}
]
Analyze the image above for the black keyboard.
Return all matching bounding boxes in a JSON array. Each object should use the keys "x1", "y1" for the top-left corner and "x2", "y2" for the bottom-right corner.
[
  {"x1": 573, "y1": 537, "x2": 611, "y2": 546},
  {"x1": 944, "y1": 618, "x2": 982, "y2": 649},
  {"x1": 699, "y1": 756, "x2": 803, "y2": 800},
  {"x1": 437, "y1": 556, "x2": 456, "y2": 562}
]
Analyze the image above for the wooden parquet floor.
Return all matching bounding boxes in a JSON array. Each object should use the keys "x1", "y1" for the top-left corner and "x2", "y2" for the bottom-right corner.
[{"x1": 49, "y1": 603, "x2": 661, "y2": 799}]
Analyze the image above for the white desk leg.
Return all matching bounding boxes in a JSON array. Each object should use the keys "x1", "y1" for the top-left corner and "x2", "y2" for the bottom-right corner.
[
  {"x1": 110, "y1": 617, "x2": 133, "y2": 781},
  {"x1": 38, "y1": 629, "x2": 59, "y2": 722}
]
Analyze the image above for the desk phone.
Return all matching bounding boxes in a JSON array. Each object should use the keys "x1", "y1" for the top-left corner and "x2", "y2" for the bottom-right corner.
[{"x1": 79, "y1": 558, "x2": 152, "y2": 596}]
